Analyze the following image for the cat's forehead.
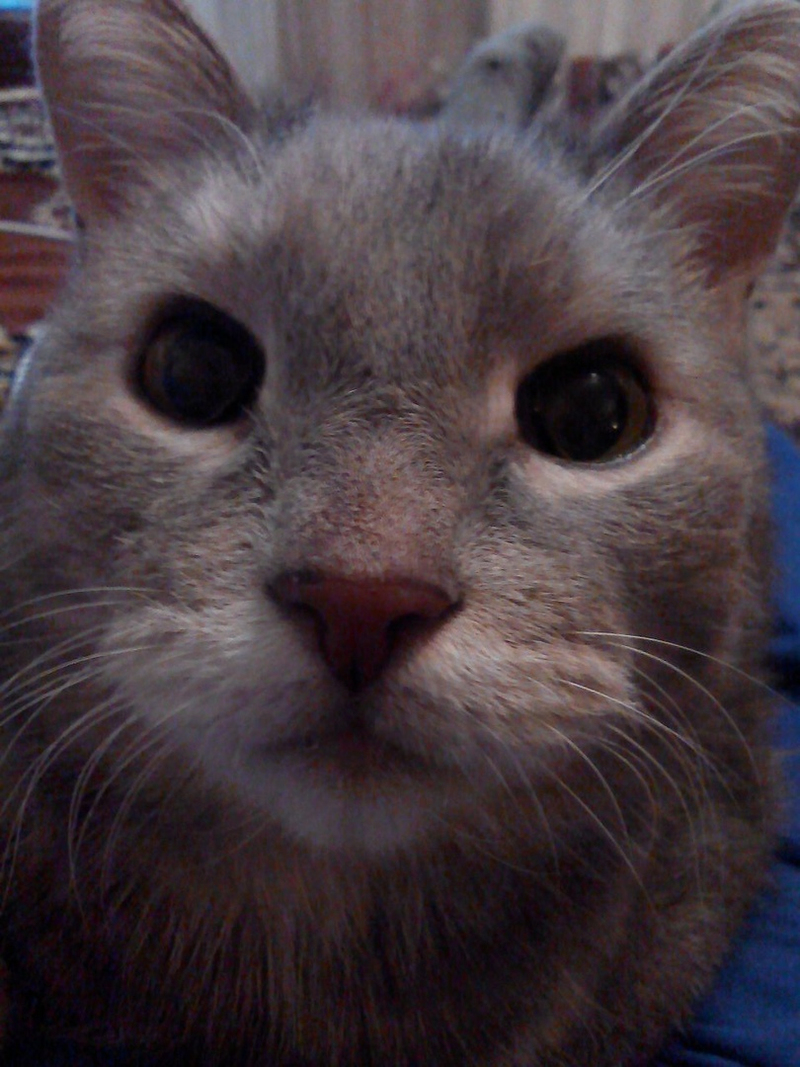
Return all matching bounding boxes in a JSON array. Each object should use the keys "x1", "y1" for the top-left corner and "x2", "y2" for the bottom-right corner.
[
  {"x1": 232, "y1": 118, "x2": 573, "y2": 256},
  {"x1": 169, "y1": 119, "x2": 646, "y2": 358}
]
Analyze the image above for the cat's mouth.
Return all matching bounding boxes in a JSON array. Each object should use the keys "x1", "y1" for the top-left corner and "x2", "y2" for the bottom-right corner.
[
  {"x1": 260, "y1": 721, "x2": 431, "y2": 784},
  {"x1": 236, "y1": 716, "x2": 455, "y2": 853}
]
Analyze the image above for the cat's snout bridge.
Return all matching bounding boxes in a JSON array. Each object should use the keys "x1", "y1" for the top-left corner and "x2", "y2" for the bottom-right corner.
[{"x1": 270, "y1": 571, "x2": 459, "y2": 690}]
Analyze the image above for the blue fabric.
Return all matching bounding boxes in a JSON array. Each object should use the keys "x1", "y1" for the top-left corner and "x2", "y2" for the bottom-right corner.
[
  {"x1": 657, "y1": 424, "x2": 800, "y2": 1067},
  {"x1": 15, "y1": 426, "x2": 800, "y2": 1066}
]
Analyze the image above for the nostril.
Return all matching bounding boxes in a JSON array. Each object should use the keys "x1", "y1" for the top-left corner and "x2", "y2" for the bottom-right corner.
[{"x1": 269, "y1": 571, "x2": 459, "y2": 690}]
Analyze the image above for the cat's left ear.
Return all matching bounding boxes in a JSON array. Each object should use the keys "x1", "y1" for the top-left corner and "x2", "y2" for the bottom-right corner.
[
  {"x1": 590, "y1": 1, "x2": 800, "y2": 295},
  {"x1": 35, "y1": 0, "x2": 254, "y2": 226}
]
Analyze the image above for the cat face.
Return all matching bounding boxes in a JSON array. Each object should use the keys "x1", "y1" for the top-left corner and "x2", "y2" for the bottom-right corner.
[
  {"x1": 0, "y1": 2, "x2": 799, "y2": 1063},
  {"x1": 0, "y1": 109, "x2": 765, "y2": 854}
]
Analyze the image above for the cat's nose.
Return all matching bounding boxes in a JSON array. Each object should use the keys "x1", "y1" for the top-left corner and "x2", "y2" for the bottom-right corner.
[{"x1": 270, "y1": 572, "x2": 458, "y2": 690}]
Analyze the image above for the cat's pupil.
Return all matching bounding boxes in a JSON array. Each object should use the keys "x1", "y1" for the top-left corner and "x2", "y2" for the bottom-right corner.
[
  {"x1": 138, "y1": 300, "x2": 264, "y2": 426},
  {"x1": 159, "y1": 333, "x2": 243, "y2": 422},
  {"x1": 546, "y1": 368, "x2": 627, "y2": 461},
  {"x1": 515, "y1": 340, "x2": 652, "y2": 463}
]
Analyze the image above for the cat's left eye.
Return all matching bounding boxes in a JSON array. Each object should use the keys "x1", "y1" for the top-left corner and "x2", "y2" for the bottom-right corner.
[
  {"x1": 515, "y1": 338, "x2": 654, "y2": 463},
  {"x1": 137, "y1": 299, "x2": 265, "y2": 427}
]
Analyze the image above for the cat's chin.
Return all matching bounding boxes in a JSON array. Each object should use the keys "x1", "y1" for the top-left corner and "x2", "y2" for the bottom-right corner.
[{"x1": 226, "y1": 727, "x2": 463, "y2": 855}]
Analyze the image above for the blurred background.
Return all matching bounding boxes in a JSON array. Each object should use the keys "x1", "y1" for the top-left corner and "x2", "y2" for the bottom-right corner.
[
  {"x1": 0, "y1": 0, "x2": 720, "y2": 104},
  {"x1": 184, "y1": 0, "x2": 716, "y2": 106}
]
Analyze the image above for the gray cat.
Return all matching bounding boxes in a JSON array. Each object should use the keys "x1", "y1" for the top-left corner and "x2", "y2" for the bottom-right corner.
[{"x1": 0, "y1": 0, "x2": 798, "y2": 1063}]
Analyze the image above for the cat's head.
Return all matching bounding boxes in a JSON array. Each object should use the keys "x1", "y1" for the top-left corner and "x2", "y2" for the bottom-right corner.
[{"x1": 2, "y1": 0, "x2": 800, "y2": 864}]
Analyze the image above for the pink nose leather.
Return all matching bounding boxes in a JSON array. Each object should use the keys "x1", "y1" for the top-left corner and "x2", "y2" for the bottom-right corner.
[{"x1": 272, "y1": 573, "x2": 456, "y2": 689}]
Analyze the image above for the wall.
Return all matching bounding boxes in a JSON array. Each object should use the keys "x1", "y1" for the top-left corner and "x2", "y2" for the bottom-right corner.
[
  {"x1": 276, "y1": 0, "x2": 486, "y2": 109},
  {"x1": 185, "y1": 0, "x2": 485, "y2": 106},
  {"x1": 184, "y1": 0, "x2": 281, "y2": 95}
]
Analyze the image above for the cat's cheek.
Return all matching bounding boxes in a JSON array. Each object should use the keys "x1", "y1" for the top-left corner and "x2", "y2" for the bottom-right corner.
[{"x1": 105, "y1": 390, "x2": 255, "y2": 457}]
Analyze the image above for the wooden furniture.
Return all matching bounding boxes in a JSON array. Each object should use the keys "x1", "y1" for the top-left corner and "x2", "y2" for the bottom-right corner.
[
  {"x1": 0, "y1": 172, "x2": 70, "y2": 335},
  {"x1": 0, "y1": 9, "x2": 70, "y2": 335}
]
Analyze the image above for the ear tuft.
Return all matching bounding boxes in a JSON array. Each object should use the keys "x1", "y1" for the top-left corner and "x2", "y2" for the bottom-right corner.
[
  {"x1": 590, "y1": 1, "x2": 800, "y2": 286},
  {"x1": 35, "y1": 0, "x2": 254, "y2": 224}
]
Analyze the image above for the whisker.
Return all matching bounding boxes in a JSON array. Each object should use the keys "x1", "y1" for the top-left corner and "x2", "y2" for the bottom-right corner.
[
  {"x1": 576, "y1": 631, "x2": 783, "y2": 701},
  {"x1": 539, "y1": 721, "x2": 649, "y2": 897},
  {"x1": 0, "y1": 586, "x2": 156, "y2": 626}
]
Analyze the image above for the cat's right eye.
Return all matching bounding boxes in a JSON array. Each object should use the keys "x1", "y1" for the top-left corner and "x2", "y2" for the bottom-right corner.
[{"x1": 137, "y1": 299, "x2": 265, "y2": 427}]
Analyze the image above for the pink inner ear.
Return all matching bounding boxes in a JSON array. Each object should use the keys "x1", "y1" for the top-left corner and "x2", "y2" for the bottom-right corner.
[
  {"x1": 34, "y1": 0, "x2": 253, "y2": 225},
  {"x1": 590, "y1": 3, "x2": 800, "y2": 286}
]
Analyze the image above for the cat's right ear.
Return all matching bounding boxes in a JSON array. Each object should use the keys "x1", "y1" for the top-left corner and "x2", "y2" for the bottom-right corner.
[
  {"x1": 35, "y1": 0, "x2": 254, "y2": 226},
  {"x1": 588, "y1": 0, "x2": 800, "y2": 296}
]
